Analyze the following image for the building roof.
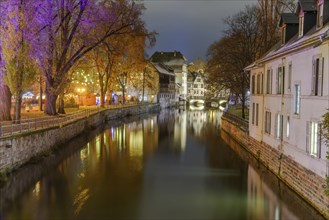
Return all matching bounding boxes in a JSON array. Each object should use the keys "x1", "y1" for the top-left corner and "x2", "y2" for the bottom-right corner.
[
  {"x1": 151, "y1": 62, "x2": 175, "y2": 76},
  {"x1": 279, "y1": 13, "x2": 299, "y2": 26},
  {"x1": 254, "y1": 23, "x2": 329, "y2": 65},
  {"x1": 149, "y1": 51, "x2": 187, "y2": 63},
  {"x1": 297, "y1": 0, "x2": 316, "y2": 13}
]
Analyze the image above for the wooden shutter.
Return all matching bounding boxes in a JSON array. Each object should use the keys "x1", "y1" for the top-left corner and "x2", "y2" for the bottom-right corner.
[
  {"x1": 319, "y1": 57, "x2": 324, "y2": 96},
  {"x1": 311, "y1": 60, "x2": 316, "y2": 95},
  {"x1": 282, "y1": 66, "x2": 285, "y2": 95},
  {"x1": 276, "y1": 68, "x2": 279, "y2": 94},
  {"x1": 317, "y1": 123, "x2": 322, "y2": 158},
  {"x1": 306, "y1": 121, "x2": 310, "y2": 154}
]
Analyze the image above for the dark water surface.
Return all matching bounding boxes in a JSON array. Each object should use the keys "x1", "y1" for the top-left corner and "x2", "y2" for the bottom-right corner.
[{"x1": 0, "y1": 109, "x2": 325, "y2": 220}]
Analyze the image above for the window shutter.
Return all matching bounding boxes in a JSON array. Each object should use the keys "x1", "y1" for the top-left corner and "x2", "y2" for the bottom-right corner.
[
  {"x1": 311, "y1": 60, "x2": 316, "y2": 95},
  {"x1": 275, "y1": 113, "x2": 278, "y2": 139},
  {"x1": 282, "y1": 66, "x2": 285, "y2": 95},
  {"x1": 269, "y1": 112, "x2": 271, "y2": 135},
  {"x1": 317, "y1": 123, "x2": 322, "y2": 158},
  {"x1": 306, "y1": 121, "x2": 310, "y2": 154},
  {"x1": 319, "y1": 57, "x2": 324, "y2": 96},
  {"x1": 270, "y1": 70, "x2": 273, "y2": 94},
  {"x1": 276, "y1": 69, "x2": 279, "y2": 94}
]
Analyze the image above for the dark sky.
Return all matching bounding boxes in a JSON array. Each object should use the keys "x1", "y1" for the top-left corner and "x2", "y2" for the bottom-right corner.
[{"x1": 143, "y1": 0, "x2": 257, "y2": 62}]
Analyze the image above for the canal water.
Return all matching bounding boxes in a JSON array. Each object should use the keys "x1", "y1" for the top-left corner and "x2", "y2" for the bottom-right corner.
[{"x1": 0, "y1": 109, "x2": 325, "y2": 220}]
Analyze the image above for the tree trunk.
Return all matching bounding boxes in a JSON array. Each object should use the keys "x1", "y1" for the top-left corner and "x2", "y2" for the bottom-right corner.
[
  {"x1": 13, "y1": 95, "x2": 22, "y2": 123},
  {"x1": 39, "y1": 76, "x2": 43, "y2": 111},
  {"x1": 142, "y1": 68, "x2": 145, "y2": 102},
  {"x1": 0, "y1": 81, "x2": 12, "y2": 121},
  {"x1": 45, "y1": 87, "x2": 57, "y2": 115},
  {"x1": 57, "y1": 92, "x2": 65, "y2": 114},
  {"x1": 122, "y1": 87, "x2": 125, "y2": 104},
  {"x1": 100, "y1": 89, "x2": 105, "y2": 108}
]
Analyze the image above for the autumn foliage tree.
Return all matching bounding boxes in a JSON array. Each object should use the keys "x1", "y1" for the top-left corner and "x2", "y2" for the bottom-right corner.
[{"x1": 30, "y1": 0, "x2": 150, "y2": 115}]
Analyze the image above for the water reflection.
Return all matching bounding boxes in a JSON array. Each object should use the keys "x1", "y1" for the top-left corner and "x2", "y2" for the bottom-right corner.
[{"x1": 0, "y1": 109, "x2": 324, "y2": 220}]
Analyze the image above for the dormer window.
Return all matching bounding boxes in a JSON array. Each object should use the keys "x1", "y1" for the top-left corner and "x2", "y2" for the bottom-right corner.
[
  {"x1": 299, "y1": 14, "x2": 304, "y2": 37},
  {"x1": 317, "y1": 2, "x2": 323, "y2": 28}
]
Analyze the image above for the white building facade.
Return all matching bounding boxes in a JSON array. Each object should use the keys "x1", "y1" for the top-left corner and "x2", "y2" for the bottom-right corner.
[
  {"x1": 150, "y1": 51, "x2": 188, "y2": 103},
  {"x1": 247, "y1": 0, "x2": 329, "y2": 178}
]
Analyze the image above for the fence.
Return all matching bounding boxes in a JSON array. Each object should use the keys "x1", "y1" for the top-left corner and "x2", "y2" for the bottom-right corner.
[
  {"x1": 0, "y1": 107, "x2": 101, "y2": 138},
  {"x1": 222, "y1": 111, "x2": 249, "y2": 132}
]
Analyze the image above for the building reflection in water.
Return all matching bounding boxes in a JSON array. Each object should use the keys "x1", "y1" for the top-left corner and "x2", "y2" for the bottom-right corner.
[
  {"x1": 1, "y1": 109, "x2": 324, "y2": 220},
  {"x1": 247, "y1": 166, "x2": 296, "y2": 220}
]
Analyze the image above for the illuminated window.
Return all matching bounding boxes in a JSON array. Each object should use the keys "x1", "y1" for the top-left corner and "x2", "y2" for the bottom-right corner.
[
  {"x1": 275, "y1": 113, "x2": 283, "y2": 139},
  {"x1": 306, "y1": 121, "x2": 321, "y2": 158},
  {"x1": 299, "y1": 15, "x2": 304, "y2": 37},
  {"x1": 294, "y1": 84, "x2": 300, "y2": 115}
]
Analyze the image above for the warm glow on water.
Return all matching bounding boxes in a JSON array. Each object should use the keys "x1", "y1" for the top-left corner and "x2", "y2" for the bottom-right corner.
[{"x1": 0, "y1": 109, "x2": 325, "y2": 220}]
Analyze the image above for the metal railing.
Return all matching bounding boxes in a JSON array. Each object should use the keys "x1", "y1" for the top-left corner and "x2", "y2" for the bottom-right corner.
[
  {"x1": 0, "y1": 107, "x2": 101, "y2": 138},
  {"x1": 222, "y1": 111, "x2": 249, "y2": 132}
]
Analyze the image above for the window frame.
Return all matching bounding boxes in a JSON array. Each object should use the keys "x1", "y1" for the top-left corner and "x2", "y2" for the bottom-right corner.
[
  {"x1": 294, "y1": 83, "x2": 301, "y2": 115},
  {"x1": 306, "y1": 121, "x2": 322, "y2": 158}
]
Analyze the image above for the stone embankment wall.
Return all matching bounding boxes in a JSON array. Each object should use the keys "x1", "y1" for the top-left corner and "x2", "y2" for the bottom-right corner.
[
  {"x1": 221, "y1": 117, "x2": 329, "y2": 219},
  {"x1": 0, "y1": 104, "x2": 159, "y2": 173}
]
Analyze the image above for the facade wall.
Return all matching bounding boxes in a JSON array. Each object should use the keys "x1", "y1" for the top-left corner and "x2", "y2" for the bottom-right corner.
[
  {"x1": 0, "y1": 104, "x2": 159, "y2": 173},
  {"x1": 249, "y1": 41, "x2": 329, "y2": 178},
  {"x1": 222, "y1": 117, "x2": 329, "y2": 219}
]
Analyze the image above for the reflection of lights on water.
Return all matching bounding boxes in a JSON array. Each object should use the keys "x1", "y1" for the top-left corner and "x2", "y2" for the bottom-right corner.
[
  {"x1": 73, "y1": 188, "x2": 90, "y2": 215},
  {"x1": 33, "y1": 181, "x2": 41, "y2": 200},
  {"x1": 111, "y1": 127, "x2": 114, "y2": 139},
  {"x1": 129, "y1": 130, "x2": 143, "y2": 157},
  {"x1": 189, "y1": 105, "x2": 204, "y2": 111}
]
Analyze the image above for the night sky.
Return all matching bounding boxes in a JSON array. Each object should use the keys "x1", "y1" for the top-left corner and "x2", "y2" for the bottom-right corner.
[{"x1": 143, "y1": 0, "x2": 257, "y2": 62}]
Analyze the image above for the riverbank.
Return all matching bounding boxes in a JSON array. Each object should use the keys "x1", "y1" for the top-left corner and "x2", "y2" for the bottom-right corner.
[
  {"x1": 0, "y1": 104, "x2": 159, "y2": 179},
  {"x1": 221, "y1": 116, "x2": 329, "y2": 219}
]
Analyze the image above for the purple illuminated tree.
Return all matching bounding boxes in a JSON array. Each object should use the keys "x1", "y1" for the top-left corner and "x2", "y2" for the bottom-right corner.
[
  {"x1": 32, "y1": 0, "x2": 149, "y2": 115},
  {"x1": 0, "y1": 0, "x2": 38, "y2": 122}
]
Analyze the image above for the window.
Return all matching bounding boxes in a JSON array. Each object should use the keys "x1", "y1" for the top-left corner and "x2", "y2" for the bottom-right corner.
[
  {"x1": 276, "y1": 66, "x2": 285, "y2": 94},
  {"x1": 252, "y1": 103, "x2": 255, "y2": 125},
  {"x1": 266, "y1": 69, "x2": 272, "y2": 94},
  {"x1": 286, "y1": 116, "x2": 290, "y2": 138},
  {"x1": 288, "y1": 63, "x2": 292, "y2": 91},
  {"x1": 312, "y1": 57, "x2": 323, "y2": 96},
  {"x1": 256, "y1": 103, "x2": 259, "y2": 126},
  {"x1": 317, "y1": 3, "x2": 323, "y2": 28},
  {"x1": 294, "y1": 84, "x2": 301, "y2": 115},
  {"x1": 299, "y1": 15, "x2": 304, "y2": 37},
  {"x1": 257, "y1": 74, "x2": 260, "y2": 94},
  {"x1": 265, "y1": 111, "x2": 271, "y2": 134},
  {"x1": 275, "y1": 113, "x2": 283, "y2": 140},
  {"x1": 252, "y1": 75, "x2": 255, "y2": 94},
  {"x1": 306, "y1": 121, "x2": 321, "y2": 158}
]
